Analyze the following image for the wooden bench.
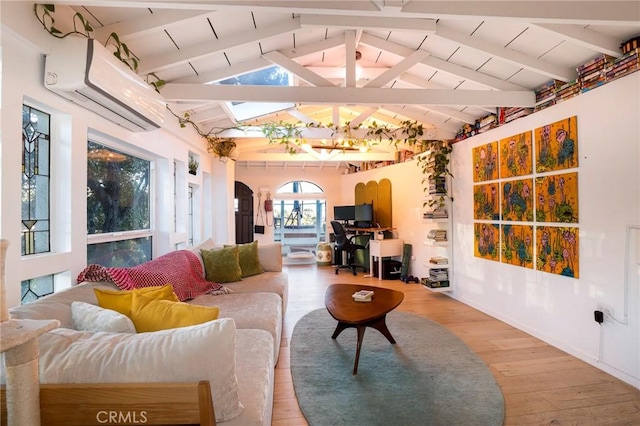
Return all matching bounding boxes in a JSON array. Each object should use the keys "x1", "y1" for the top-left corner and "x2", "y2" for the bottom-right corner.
[{"x1": 0, "y1": 381, "x2": 215, "y2": 426}]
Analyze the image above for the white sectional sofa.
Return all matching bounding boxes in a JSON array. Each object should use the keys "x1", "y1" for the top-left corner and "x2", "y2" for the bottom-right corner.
[{"x1": 6, "y1": 241, "x2": 288, "y2": 425}]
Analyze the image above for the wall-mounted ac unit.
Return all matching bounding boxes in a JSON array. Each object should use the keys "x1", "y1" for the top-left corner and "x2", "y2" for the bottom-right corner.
[{"x1": 44, "y1": 37, "x2": 166, "y2": 132}]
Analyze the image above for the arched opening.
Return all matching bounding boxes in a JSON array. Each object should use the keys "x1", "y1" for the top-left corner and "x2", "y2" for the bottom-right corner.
[{"x1": 274, "y1": 180, "x2": 326, "y2": 255}]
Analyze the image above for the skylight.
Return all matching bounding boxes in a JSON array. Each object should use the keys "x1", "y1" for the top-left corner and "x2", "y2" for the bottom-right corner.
[{"x1": 219, "y1": 66, "x2": 295, "y2": 122}]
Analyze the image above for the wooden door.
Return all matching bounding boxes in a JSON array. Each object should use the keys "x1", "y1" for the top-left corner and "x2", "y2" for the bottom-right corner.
[{"x1": 235, "y1": 181, "x2": 254, "y2": 244}]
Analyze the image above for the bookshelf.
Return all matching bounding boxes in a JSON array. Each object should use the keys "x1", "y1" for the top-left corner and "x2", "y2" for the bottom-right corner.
[{"x1": 421, "y1": 169, "x2": 453, "y2": 293}]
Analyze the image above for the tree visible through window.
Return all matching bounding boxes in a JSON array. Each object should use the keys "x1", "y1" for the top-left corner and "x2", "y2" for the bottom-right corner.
[
  {"x1": 87, "y1": 142, "x2": 152, "y2": 267},
  {"x1": 21, "y1": 105, "x2": 51, "y2": 255}
]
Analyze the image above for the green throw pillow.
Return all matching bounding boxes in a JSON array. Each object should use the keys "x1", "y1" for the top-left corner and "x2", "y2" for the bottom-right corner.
[
  {"x1": 225, "y1": 241, "x2": 264, "y2": 278},
  {"x1": 200, "y1": 246, "x2": 242, "y2": 283}
]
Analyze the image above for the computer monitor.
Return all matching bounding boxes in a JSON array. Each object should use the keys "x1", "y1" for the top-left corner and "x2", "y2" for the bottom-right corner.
[
  {"x1": 334, "y1": 205, "x2": 355, "y2": 221},
  {"x1": 354, "y1": 203, "x2": 373, "y2": 223}
]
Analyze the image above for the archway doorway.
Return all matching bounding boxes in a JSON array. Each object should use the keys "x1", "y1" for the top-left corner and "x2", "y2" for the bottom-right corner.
[
  {"x1": 235, "y1": 181, "x2": 254, "y2": 244},
  {"x1": 273, "y1": 180, "x2": 326, "y2": 254}
]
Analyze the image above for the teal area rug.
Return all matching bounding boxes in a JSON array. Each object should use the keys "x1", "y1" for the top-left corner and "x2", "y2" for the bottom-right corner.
[{"x1": 290, "y1": 309, "x2": 504, "y2": 426}]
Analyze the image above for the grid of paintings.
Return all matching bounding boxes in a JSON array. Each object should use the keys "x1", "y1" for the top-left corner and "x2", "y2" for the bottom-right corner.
[{"x1": 472, "y1": 116, "x2": 580, "y2": 278}]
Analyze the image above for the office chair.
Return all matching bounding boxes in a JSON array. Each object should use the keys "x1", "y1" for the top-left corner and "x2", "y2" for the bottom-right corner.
[{"x1": 331, "y1": 220, "x2": 367, "y2": 276}]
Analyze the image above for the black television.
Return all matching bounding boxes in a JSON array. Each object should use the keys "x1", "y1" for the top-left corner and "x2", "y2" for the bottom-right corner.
[
  {"x1": 355, "y1": 203, "x2": 373, "y2": 223},
  {"x1": 334, "y1": 205, "x2": 355, "y2": 221}
]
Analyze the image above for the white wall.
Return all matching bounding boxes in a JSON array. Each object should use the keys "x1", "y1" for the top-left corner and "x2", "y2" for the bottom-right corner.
[
  {"x1": 0, "y1": 4, "x2": 225, "y2": 307},
  {"x1": 450, "y1": 74, "x2": 640, "y2": 388}
]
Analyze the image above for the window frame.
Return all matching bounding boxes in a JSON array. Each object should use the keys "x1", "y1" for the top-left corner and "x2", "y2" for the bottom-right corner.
[{"x1": 86, "y1": 133, "x2": 157, "y2": 259}]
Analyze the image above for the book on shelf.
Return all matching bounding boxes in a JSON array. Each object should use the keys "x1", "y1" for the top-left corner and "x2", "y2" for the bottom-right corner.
[
  {"x1": 429, "y1": 268, "x2": 449, "y2": 281},
  {"x1": 427, "y1": 229, "x2": 447, "y2": 241},
  {"x1": 423, "y1": 209, "x2": 448, "y2": 219},
  {"x1": 429, "y1": 256, "x2": 449, "y2": 265},
  {"x1": 421, "y1": 278, "x2": 450, "y2": 288}
]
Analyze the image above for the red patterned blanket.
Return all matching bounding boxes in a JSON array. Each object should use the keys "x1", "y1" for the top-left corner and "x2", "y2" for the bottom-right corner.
[{"x1": 77, "y1": 250, "x2": 229, "y2": 301}]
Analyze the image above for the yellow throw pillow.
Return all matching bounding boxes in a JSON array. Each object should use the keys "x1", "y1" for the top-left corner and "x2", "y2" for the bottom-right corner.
[
  {"x1": 94, "y1": 285, "x2": 179, "y2": 317},
  {"x1": 130, "y1": 292, "x2": 220, "y2": 333}
]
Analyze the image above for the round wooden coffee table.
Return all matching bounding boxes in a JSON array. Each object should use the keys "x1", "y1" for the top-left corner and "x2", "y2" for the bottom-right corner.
[{"x1": 324, "y1": 284, "x2": 404, "y2": 374}]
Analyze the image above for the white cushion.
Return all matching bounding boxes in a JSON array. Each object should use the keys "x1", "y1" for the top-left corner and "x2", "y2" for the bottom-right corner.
[
  {"x1": 257, "y1": 243, "x2": 282, "y2": 272},
  {"x1": 71, "y1": 301, "x2": 136, "y2": 333},
  {"x1": 37, "y1": 318, "x2": 243, "y2": 422}
]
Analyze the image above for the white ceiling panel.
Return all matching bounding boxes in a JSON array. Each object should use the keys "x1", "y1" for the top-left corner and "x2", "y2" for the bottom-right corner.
[
  {"x1": 475, "y1": 58, "x2": 525, "y2": 82},
  {"x1": 124, "y1": 31, "x2": 179, "y2": 59},
  {"x1": 163, "y1": 18, "x2": 213, "y2": 50},
  {"x1": 448, "y1": 46, "x2": 493, "y2": 72},
  {"x1": 508, "y1": 26, "x2": 570, "y2": 59},
  {"x1": 470, "y1": 20, "x2": 531, "y2": 47}
]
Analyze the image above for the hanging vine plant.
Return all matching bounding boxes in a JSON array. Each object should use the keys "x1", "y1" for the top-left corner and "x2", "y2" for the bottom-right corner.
[
  {"x1": 34, "y1": 4, "x2": 140, "y2": 72},
  {"x1": 417, "y1": 140, "x2": 454, "y2": 211},
  {"x1": 167, "y1": 108, "x2": 239, "y2": 162}
]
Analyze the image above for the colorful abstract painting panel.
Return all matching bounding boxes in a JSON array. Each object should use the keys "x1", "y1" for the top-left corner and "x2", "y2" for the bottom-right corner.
[
  {"x1": 499, "y1": 131, "x2": 533, "y2": 178},
  {"x1": 536, "y1": 226, "x2": 579, "y2": 278},
  {"x1": 474, "y1": 222, "x2": 500, "y2": 261},
  {"x1": 473, "y1": 183, "x2": 500, "y2": 220},
  {"x1": 535, "y1": 172, "x2": 579, "y2": 223},
  {"x1": 472, "y1": 141, "x2": 499, "y2": 182},
  {"x1": 535, "y1": 116, "x2": 578, "y2": 172},
  {"x1": 501, "y1": 224, "x2": 533, "y2": 269},
  {"x1": 501, "y1": 178, "x2": 534, "y2": 222}
]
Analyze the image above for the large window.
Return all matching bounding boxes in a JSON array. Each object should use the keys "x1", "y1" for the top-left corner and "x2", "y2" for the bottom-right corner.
[
  {"x1": 21, "y1": 105, "x2": 51, "y2": 255},
  {"x1": 87, "y1": 141, "x2": 152, "y2": 267}
]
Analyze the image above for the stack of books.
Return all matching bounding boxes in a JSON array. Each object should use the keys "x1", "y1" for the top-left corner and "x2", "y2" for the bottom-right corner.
[
  {"x1": 555, "y1": 79, "x2": 580, "y2": 103},
  {"x1": 534, "y1": 79, "x2": 564, "y2": 111},
  {"x1": 429, "y1": 268, "x2": 449, "y2": 282},
  {"x1": 428, "y1": 177, "x2": 447, "y2": 195},
  {"x1": 423, "y1": 209, "x2": 448, "y2": 219},
  {"x1": 605, "y1": 48, "x2": 639, "y2": 83},
  {"x1": 578, "y1": 54, "x2": 615, "y2": 93},
  {"x1": 429, "y1": 256, "x2": 449, "y2": 265},
  {"x1": 422, "y1": 277, "x2": 450, "y2": 288},
  {"x1": 475, "y1": 113, "x2": 498, "y2": 134},
  {"x1": 427, "y1": 229, "x2": 447, "y2": 242},
  {"x1": 498, "y1": 106, "x2": 534, "y2": 124},
  {"x1": 352, "y1": 290, "x2": 374, "y2": 302}
]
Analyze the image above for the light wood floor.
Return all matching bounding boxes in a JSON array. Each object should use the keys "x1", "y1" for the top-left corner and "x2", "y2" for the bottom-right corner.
[{"x1": 272, "y1": 264, "x2": 640, "y2": 426}]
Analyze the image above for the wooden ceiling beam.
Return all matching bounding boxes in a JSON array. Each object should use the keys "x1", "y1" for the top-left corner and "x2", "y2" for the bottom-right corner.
[
  {"x1": 93, "y1": 10, "x2": 208, "y2": 41},
  {"x1": 138, "y1": 17, "x2": 301, "y2": 74},
  {"x1": 299, "y1": 13, "x2": 436, "y2": 32},
  {"x1": 434, "y1": 24, "x2": 577, "y2": 81},
  {"x1": 532, "y1": 23, "x2": 624, "y2": 58},
  {"x1": 263, "y1": 51, "x2": 335, "y2": 87},
  {"x1": 359, "y1": 33, "x2": 529, "y2": 91},
  {"x1": 162, "y1": 83, "x2": 536, "y2": 107}
]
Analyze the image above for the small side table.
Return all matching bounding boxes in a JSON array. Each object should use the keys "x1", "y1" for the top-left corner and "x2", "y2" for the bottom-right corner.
[{"x1": 369, "y1": 239, "x2": 403, "y2": 280}]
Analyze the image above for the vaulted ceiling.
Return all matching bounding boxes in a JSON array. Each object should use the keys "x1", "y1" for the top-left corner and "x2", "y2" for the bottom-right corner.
[{"x1": 54, "y1": 1, "x2": 640, "y2": 169}]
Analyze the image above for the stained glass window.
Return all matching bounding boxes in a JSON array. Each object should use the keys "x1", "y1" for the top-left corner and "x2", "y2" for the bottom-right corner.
[
  {"x1": 21, "y1": 275, "x2": 54, "y2": 304},
  {"x1": 21, "y1": 105, "x2": 51, "y2": 255}
]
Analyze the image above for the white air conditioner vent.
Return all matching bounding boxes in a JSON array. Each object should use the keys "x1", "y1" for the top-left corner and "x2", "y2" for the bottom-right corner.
[{"x1": 44, "y1": 37, "x2": 166, "y2": 132}]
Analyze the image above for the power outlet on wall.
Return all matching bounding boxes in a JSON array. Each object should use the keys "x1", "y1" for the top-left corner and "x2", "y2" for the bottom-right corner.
[{"x1": 597, "y1": 303, "x2": 615, "y2": 323}]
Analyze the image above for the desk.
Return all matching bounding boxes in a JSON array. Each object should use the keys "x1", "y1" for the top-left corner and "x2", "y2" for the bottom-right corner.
[
  {"x1": 345, "y1": 227, "x2": 395, "y2": 234},
  {"x1": 369, "y1": 239, "x2": 404, "y2": 280}
]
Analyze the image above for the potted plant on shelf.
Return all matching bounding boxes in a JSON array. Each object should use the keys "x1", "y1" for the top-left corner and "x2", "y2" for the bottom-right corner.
[
  {"x1": 188, "y1": 157, "x2": 199, "y2": 175},
  {"x1": 418, "y1": 140, "x2": 453, "y2": 214}
]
